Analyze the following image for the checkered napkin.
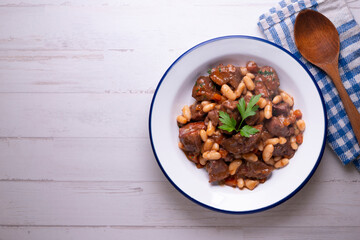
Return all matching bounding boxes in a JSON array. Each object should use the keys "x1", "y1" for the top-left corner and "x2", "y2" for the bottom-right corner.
[{"x1": 257, "y1": 0, "x2": 360, "y2": 170}]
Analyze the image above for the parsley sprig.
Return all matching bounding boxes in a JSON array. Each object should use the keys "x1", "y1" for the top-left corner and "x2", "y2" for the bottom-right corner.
[{"x1": 218, "y1": 94, "x2": 261, "y2": 137}]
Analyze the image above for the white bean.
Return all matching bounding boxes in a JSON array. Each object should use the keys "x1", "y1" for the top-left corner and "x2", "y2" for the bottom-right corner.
[
  {"x1": 296, "y1": 120, "x2": 306, "y2": 131},
  {"x1": 262, "y1": 144, "x2": 274, "y2": 162},
  {"x1": 245, "y1": 91, "x2": 253, "y2": 98},
  {"x1": 242, "y1": 153, "x2": 258, "y2": 162},
  {"x1": 265, "y1": 157, "x2": 275, "y2": 165},
  {"x1": 246, "y1": 72, "x2": 255, "y2": 79},
  {"x1": 274, "y1": 158, "x2": 289, "y2": 169},
  {"x1": 176, "y1": 115, "x2": 187, "y2": 124},
  {"x1": 228, "y1": 160, "x2": 242, "y2": 175},
  {"x1": 203, "y1": 103, "x2": 216, "y2": 113},
  {"x1": 201, "y1": 101, "x2": 210, "y2": 106},
  {"x1": 243, "y1": 75, "x2": 255, "y2": 91},
  {"x1": 258, "y1": 141, "x2": 264, "y2": 151},
  {"x1": 203, "y1": 150, "x2": 221, "y2": 160},
  {"x1": 221, "y1": 84, "x2": 236, "y2": 101},
  {"x1": 257, "y1": 97, "x2": 268, "y2": 109},
  {"x1": 279, "y1": 137, "x2": 287, "y2": 144},
  {"x1": 245, "y1": 179, "x2": 259, "y2": 190},
  {"x1": 182, "y1": 105, "x2": 191, "y2": 121},
  {"x1": 211, "y1": 143, "x2": 220, "y2": 151},
  {"x1": 264, "y1": 103, "x2": 272, "y2": 119},
  {"x1": 200, "y1": 129, "x2": 207, "y2": 142},
  {"x1": 235, "y1": 82, "x2": 246, "y2": 98},
  {"x1": 291, "y1": 142, "x2": 298, "y2": 150},
  {"x1": 272, "y1": 95, "x2": 282, "y2": 104},
  {"x1": 199, "y1": 157, "x2": 207, "y2": 166},
  {"x1": 237, "y1": 178, "x2": 245, "y2": 189},
  {"x1": 280, "y1": 92, "x2": 294, "y2": 106},
  {"x1": 265, "y1": 138, "x2": 280, "y2": 146},
  {"x1": 240, "y1": 67, "x2": 248, "y2": 76},
  {"x1": 206, "y1": 121, "x2": 215, "y2": 136},
  {"x1": 202, "y1": 139, "x2": 214, "y2": 152}
]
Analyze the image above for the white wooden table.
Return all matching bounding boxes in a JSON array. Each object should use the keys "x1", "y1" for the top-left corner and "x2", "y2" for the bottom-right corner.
[{"x1": 0, "y1": 0, "x2": 359, "y2": 239}]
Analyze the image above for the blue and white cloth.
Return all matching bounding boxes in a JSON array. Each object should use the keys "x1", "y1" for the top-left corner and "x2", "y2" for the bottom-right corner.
[{"x1": 258, "y1": 0, "x2": 360, "y2": 170}]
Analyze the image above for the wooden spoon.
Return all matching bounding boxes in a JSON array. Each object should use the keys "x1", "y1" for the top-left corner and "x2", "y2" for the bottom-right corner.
[{"x1": 294, "y1": 9, "x2": 360, "y2": 144}]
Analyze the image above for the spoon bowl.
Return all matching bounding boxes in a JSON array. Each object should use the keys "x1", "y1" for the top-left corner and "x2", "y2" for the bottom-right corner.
[{"x1": 295, "y1": 9, "x2": 340, "y2": 67}]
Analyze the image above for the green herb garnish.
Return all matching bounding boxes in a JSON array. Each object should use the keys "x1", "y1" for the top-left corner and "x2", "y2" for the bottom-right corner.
[
  {"x1": 219, "y1": 67, "x2": 221, "y2": 72},
  {"x1": 218, "y1": 94, "x2": 261, "y2": 137},
  {"x1": 258, "y1": 70, "x2": 274, "y2": 76},
  {"x1": 240, "y1": 125, "x2": 260, "y2": 138},
  {"x1": 207, "y1": 69, "x2": 212, "y2": 74},
  {"x1": 218, "y1": 111, "x2": 237, "y2": 132}
]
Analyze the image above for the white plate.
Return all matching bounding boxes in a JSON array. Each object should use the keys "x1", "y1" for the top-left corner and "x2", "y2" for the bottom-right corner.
[{"x1": 149, "y1": 36, "x2": 327, "y2": 214}]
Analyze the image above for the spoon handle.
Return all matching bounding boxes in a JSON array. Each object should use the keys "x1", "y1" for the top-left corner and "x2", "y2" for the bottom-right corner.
[{"x1": 323, "y1": 63, "x2": 360, "y2": 145}]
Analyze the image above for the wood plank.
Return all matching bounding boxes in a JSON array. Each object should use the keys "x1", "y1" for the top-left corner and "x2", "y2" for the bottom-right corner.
[
  {"x1": 0, "y1": 0, "x2": 274, "y2": 93},
  {"x1": 0, "y1": 49, "x2": 167, "y2": 94},
  {"x1": 0, "y1": 0, "x2": 271, "y2": 52},
  {"x1": 0, "y1": 180, "x2": 359, "y2": 227},
  {"x1": 0, "y1": 226, "x2": 359, "y2": 240},
  {"x1": 0, "y1": 93, "x2": 152, "y2": 138},
  {"x1": 0, "y1": 137, "x2": 358, "y2": 182},
  {"x1": 0, "y1": 138, "x2": 165, "y2": 181}
]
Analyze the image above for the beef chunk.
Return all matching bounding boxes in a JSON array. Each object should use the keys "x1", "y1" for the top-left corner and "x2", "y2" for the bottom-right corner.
[
  {"x1": 206, "y1": 160, "x2": 230, "y2": 182},
  {"x1": 190, "y1": 102, "x2": 206, "y2": 121},
  {"x1": 205, "y1": 109, "x2": 219, "y2": 126},
  {"x1": 261, "y1": 130, "x2": 273, "y2": 142},
  {"x1": 254, "y1": 80, "x2": 270, "y2": 98},
  {"x1": 179, "y1": 122, "x2": 206, "y2": 154},
  {"x1": 210, "y1": 64, "x2": 241, "y2": 88},
  {"x1": 236, "y1": 161, "x2": 274, "y2": 179},
  {"x1": 273, "y1": 142, "x2": 296, "y2": 158},
  {"x1": 221, "y1": 125, "x2": 263, "y2": 155},
  {"x1": 218, "y1": 148, "x2": 233, "y2": 162},
  {"x1": 222, "y1": 100, "x2": 238, "y2": 110},
  {"x1": 192, "y1": 76, "x2": 219, "y2": 102},
  {"x1": 220, "y1": 100, "x2": 241, "y2": 122},
  {"x1": 223, "y1": 153, "x2": 234, "y2": 162},
  {"x1": 254, "y1": 66, "x2": 280, "y2": 98},
  {"x1": 273, "y1": 102, "x2": 290, "y2": 117},
  {"x1": 246, "y1": 61, "x2": 260, "y2": 73},
  {"x1": 265, "y1": 116, "x2": 294, "y2": 137},
  {"x1": 211, "y1": 131, "x2": 225, "y2": 144}
]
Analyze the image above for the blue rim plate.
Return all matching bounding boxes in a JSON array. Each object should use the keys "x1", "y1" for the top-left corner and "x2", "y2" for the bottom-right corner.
[{"x1": 149, "y1": 35, "x2": 327, "y2": 214}]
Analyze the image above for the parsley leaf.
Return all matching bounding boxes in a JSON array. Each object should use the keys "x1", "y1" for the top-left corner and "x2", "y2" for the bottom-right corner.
[
  {"x1": 207, "y1": 69, "x2": 212, "y2": 74},
  {"x1": 237, "y1": 94, "x2": 260, "y2": 121},
  {"x1": 237, "y1": 98, "x2": 246, "y2": 119},
  {"x1": 217, "y1": 94, "x2": 262, "y2": 137},
  {"x1": 218, "y1": 111, "x2": 236, "y2": 132},
  {"x1": 240, "y1": 125, "x2": 260, "y2": 137}
]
